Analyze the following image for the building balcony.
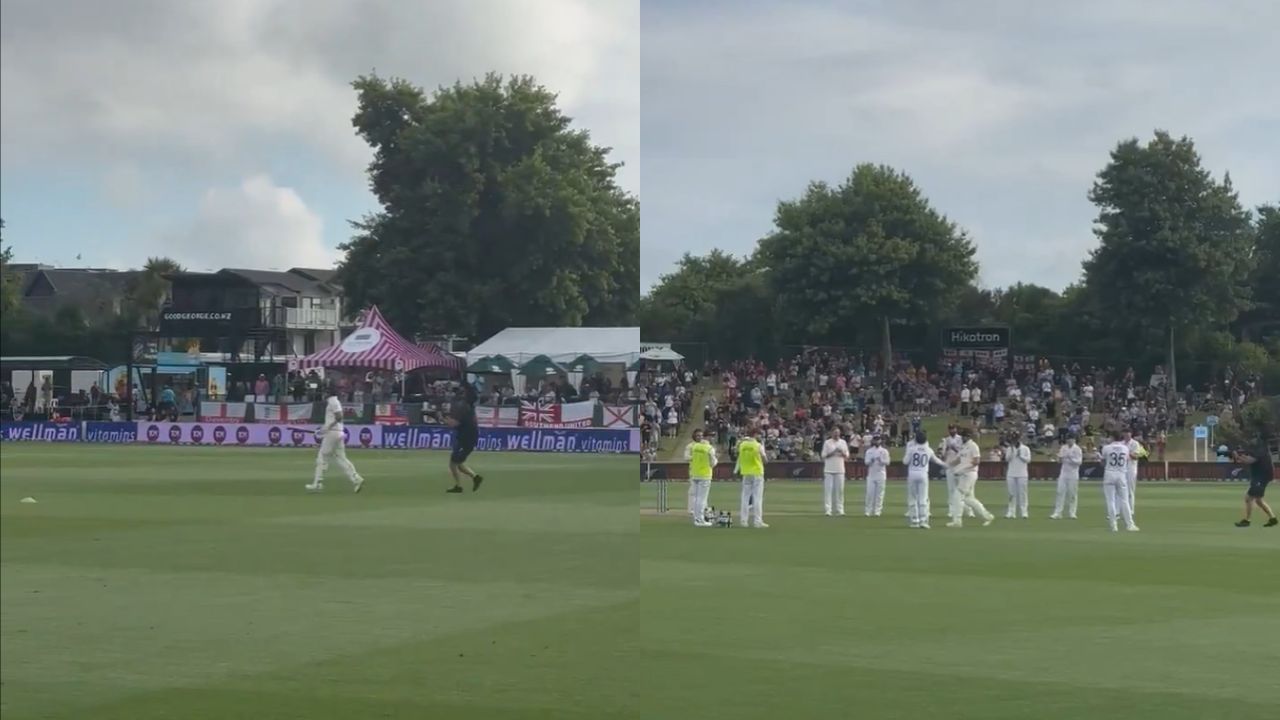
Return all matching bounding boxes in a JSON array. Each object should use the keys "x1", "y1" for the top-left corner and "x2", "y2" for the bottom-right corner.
[{"x1": 261, "y1": 306, "x2": 338, "y2": 330}]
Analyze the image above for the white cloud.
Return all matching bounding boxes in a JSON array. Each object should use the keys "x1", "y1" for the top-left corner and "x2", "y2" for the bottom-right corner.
[{"x1": 154, "y1": 175, "x2": 333, "y2": 271}]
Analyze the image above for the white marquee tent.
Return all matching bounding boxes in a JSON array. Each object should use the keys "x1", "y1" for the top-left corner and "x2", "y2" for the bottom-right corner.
[{"x1": 465, "y1": 327, "x2": 640, "y2": 395}]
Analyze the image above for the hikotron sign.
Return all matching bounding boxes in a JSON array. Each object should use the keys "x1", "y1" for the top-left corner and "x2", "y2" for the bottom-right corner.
[{"x1": 942, "y1": 326, "x2": 1010, "y2": 349}]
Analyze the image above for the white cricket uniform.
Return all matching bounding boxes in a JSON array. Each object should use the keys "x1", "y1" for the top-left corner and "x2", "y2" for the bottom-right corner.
[
  {"x1": 1125, "y1": 439, "x2": 1144, "y2": 516},
  {"x1": 950, "y1": 439, "x2": 994, "y2": 525},
  {"x1": 903, "y1": 442, "x2": 943, "y2": 528},
  {"x1": 942, "y1": 434, "x2": 973, "y2": 518},
  {"x1": 311, "y1": 396, "x2": 363, "y2": 490},
  {"x1": 1053, "y1": 443, "x2": 1083, "y2": 519},
  {"x1": 821, "y1": 438, "x2": 849, "y2": 516},
  {"x1": 1101, "y1": 441, "x2": 1137, "y2": 531},
  {"x1": 1005, "y1": 443, "x2": 1031, "y2": 518},
  {"x1": 863, "y1": 444, "x2": 890, "y2": 517}
]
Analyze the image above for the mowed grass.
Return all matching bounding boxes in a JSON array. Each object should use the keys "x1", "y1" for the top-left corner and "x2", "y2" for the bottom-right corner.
[
  {"x1": 639, "y1": 480, "x2": 1280, "y2": 720},
  {"x1": 0, "y1": 444, "x2": 637, "y2": 720}
]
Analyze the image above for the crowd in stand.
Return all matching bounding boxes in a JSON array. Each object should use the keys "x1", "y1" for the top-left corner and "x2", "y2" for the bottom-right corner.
[
  {"x1": 698, "y1": 349, "x2": 1264, "y2": 464},
  {"x1": 637, "y1": 364, "x2": 697, "y2": 456}
]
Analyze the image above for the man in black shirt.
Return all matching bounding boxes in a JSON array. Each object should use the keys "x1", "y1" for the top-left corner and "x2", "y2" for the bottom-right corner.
[
  {"x1": 1233, "y1": 444, "x2": 1276, "y2": 527},
  {"x1": 446, "y1": 384, "x2": 484, "y2": 493}
]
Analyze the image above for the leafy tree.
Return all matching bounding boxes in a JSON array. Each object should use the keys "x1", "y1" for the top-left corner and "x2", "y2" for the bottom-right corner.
[
  {"x1": 1083, "y1": 131, "x2": 1254, "y2": 391},
  {"x1": 988, "y1": 283, "x2": 1064, "y2": 357},
  {"x1": 1238, "y1": 203, "x2": 1280, "y2": 343},
  {"x1": 755, "y1": 164, "x2": 978, "y2": 369},
  {"x1": 338, "y1": 73, "x2": 638, "y2": 340},
  {"x1": 0, "y1": 218, "x2": 22, "y2": 320},
  {"x1": 640, "y1": 250, "x2": 753, "y2": 340}
]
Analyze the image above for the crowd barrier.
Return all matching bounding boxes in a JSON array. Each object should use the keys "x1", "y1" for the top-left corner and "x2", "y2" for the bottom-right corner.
[
  {"x1": 0, "y1": 421, "x2": 640, "y2": 455},
  {"x1": 640, "y1": 460, "x2": 1277, "y2": 482}
]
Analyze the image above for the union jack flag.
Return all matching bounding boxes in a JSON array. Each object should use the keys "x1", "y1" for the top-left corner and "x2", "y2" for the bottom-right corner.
[{"x1": 519, "y1": 401, "x2": 559, "y2": 426}]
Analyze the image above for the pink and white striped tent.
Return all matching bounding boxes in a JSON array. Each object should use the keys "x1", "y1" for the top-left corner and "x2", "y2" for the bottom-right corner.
[{"x1": 295, "y1": 306, "x2": 462, "y2": 372}]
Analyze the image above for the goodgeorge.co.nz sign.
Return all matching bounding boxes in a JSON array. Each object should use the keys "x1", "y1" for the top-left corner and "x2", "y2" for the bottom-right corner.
[
  {"x1": 943, "y1": 326, "x2": 1010, "y2": 349},
  {"x1": 158, "y1": 308, "x2": 257, "y2": 337}
]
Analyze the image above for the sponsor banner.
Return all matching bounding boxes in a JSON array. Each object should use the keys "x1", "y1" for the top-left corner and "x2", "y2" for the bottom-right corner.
[
  {"x1": 135, "y1": 422, "x2": 382, "y2": 448},
  {"x1": 519, "y1": 400, "x2": 594, "y2": 428},
  {"x1": 0, "y1": 421, "x2": 83, "y2": 442},
  {"x1": 942, "y1": 326, "x2": 1010, "y2": 349},
  {"x1": 253, "y1": 403, "x2": 315, "y2": 424},
  {"x1": 382, "y1": 426, "x2": 634, "y2": 454},
  {"x1": 373, "y1": 403, "x2": 408, "y2": 425},
  {"x1": 603, "y1": 404, "x2": 637, "y2": 428},
  {"x1": 476, "y1": 405, "x2": 520, "y2": 427},
  {"x1": 84, "y1": 422, "x2": 138, "y2": 443},
  {"x1": 199, "y1": 402, "x2": 248, "y2": 423}
]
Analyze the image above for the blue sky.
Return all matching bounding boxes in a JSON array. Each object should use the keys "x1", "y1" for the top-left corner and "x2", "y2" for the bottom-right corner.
[
  {"x1": 640, "y1": 0, "x2": 1280, "y2": 291},
  {"x1": 0, "y1": 0, "x2": 638, "y2": 272}
]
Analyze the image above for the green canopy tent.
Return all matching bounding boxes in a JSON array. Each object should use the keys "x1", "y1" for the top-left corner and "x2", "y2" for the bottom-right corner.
[
  {"x1": 466, "y1": 355, "x2": 515, "y2": 374},
  {"x1": 518, "y1": 355, "x2": 567, "y2": 378},
  {"x1": 564, "y1": 354, "x2": 599, "y2": 397}
]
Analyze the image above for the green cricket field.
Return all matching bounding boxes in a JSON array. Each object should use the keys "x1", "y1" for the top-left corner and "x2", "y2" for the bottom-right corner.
[
  {"x1": 640, "y1": 479, "x2": 1279, "y2": 720},
  {"x1": 0, "y1": 444, "x2": 637, "y2": 719}
]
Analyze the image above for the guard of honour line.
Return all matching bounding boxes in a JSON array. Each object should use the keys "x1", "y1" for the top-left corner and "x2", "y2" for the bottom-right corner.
[{"x1": 680, "y1": 425, "x2": 1276, "y2": 531}]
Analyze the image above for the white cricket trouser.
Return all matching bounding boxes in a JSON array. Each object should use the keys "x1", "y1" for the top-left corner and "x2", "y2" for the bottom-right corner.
[
  {"x1": 945, "y1": 468, "x2": 973, "y2": 517},
  {"x1": 823, "y1": 472, "x2": 845, "y2": 515},
  {"x1": 1126, "y1": 470, "x2": 1138, "y2": 516},
  {"x1": 1103, "y1": 475, "x2": 1135, "y2": 530},
  {"x1": 690, "y1": 479, "x2": 711, "y2": 523},
  {"x1": 865, "y1": 474, "x2": 886, "y2": 516},
  {"x1": 1005, "y1": 475, "x2": 1029, "y2": 518},
  {"x1": 951, "y1": 473, "x2": 993, "y2": 522},
  {"x1": 1053, "y1": 475, "x2": 1079, "y2": 518},
  {"x1": 739, "y1": 475, "x2": 764, "y2": 527},
  {"x1": 315, "y1": 431, "x2": 362, "y2": 486},
  {"x1": 688, "y1": 481, "x2": 697, "y2": 515},
  {"x1": 906, "y1": 476, "x2": 930, "y2": 527}
]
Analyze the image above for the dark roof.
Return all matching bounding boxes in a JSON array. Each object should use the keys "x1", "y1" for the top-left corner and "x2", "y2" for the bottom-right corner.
[
  {"x1": 1, "y1": 355, "x2": 110, "y2": 371},
  {"x1": 220, "y1": 269, "x2": 336, "y2": 296},
  {"x1": 20, "y1": 269, "x2": 144, "y2": 317},
  {"x1": 289, "y1": 267, "x2": 339, "y2": 285}
]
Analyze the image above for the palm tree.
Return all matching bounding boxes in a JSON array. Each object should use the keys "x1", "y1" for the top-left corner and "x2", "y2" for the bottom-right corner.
[{"x1": 126, "y1": 256, "x2": 184, "y2": 328}]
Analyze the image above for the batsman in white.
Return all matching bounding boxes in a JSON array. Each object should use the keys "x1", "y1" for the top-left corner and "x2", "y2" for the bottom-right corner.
[
  {"x1": 821, "y1": 427, "x2": 850, "y2": 516},
  {"x1": 1101, "y1": 429, "x2": 1139, "y2": 532},
  {"x1": 904, "y1": 431, "x2": 947, "y2": 529},
  {"x1": 942, "y1": 426, "x2": 973, "y2": 520},
  {"x1": 1051, "y1": 434, "x2": 1083, "y2": 519},
  {"x1": 863, "y1": 434, "x2": 890, "y2": 517},
  {"x1": 305, "y1": 394, "x2": 365, "y2": 493},
  {"x1": 947, "y1": 426, "x2": 995, "y2": 528},
  {"x1": 1004, "y1": 435, "x2": 1031, "y2": 519},
  {"x1": 1123, "y1": 430, "x2": 1146, "y2": 519}
]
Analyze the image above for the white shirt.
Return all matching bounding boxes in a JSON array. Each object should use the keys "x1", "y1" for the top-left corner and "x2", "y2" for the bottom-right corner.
[
  {"x1": 971, "y1": 387, "x2": 982, "y2": 403},
  {"x1": 1082, "y1": 384, "x2": 1093, "y2": 398},
  {"x1": 955, "y1": 439, "x2": 981, "y2": 477},
  {"x1": 864, "y1": 445, "x2": 890, "y2": 480},
  {"x1": 822, "y1": 438, "x2": 850, "y2": 474},
  {"x1": 960, "y1": 387, "x2": 971, "y2": 402},
  {"x1": 1058, "y1": 443, "x2": 1083, "y2": 480},
  {"x1": 1102, "y1": 441, "x2": 1131, "y2": 481},
  {"x1": 903, "y1": 442, "x2": 941, "y2": 481},
  {"x1": 1126, "y1": 439, "x2": 1144, "y2": 478},
  {"x1": 1006, "y1": 443, "x2": 1031, "y2": 478},
  {"x1": 323, "y1": 396, "x2": 344, "y2": 433}
]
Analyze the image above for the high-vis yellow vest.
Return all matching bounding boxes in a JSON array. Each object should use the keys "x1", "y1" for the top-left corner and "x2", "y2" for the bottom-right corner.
[
  {"x1": 689, "y1": 441, "x2": 714, "y2": 479},
  {"x1": 738, "y1": 439, "x2": 764, "y2": 476}
]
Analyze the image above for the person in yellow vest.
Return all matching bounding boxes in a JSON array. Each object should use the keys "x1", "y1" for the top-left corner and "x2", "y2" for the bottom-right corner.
[
  {"x1": 735, "y1": 427, "x2": 769, "y2": 528},
  {"x1": 685, "y1": 428, "x2": 718, "y2": 527}
]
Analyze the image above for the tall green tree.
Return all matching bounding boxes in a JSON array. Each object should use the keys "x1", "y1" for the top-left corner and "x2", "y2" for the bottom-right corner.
[
  {"x1": 125, "y1": 256, "x2": 184, "y2": 327},
  {"x1": 0, "y1": 218, "x2": 21, "y2": 320},
  {"x1": 338, "y1": 73, "x2": 639, "y2": 339},
  {"x1": 639, "y1": 250, "x2": 752, "y2": 340},
  {"x1": 1083, "y1": 131, "x2": 1253, "y2": 391},
  {"x1": 755, "y1": 164, "x2": 978, "y2": 369},
  {"x1": 1239, "y1": 203, "x2": 1280, "y2": 342}
]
